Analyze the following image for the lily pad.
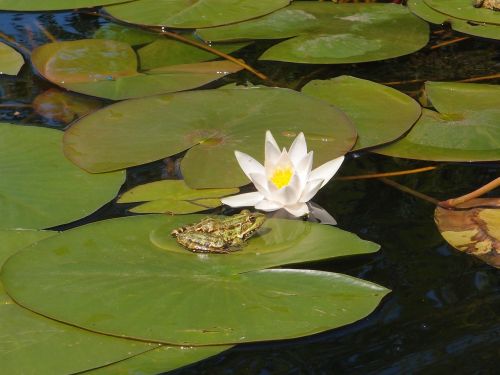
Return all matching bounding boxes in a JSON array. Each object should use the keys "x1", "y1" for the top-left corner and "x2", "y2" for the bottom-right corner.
[
  {"x1": 408, "y1": 0, "x2": 500, "y2": 40},
  {"x1": 1, "y1": 214, "x2": 386, "y2": 345},
  {"x1": 138, "y1": 38, "x2": 251, "y2": 70},
  {"x1": 0, "y1": 229, "x2": 159, "y2": 374},
  {"x1": 425, "y1": 0, "x2": 500, "y2": 25},
  {"x1": 0, "y1": 123, "x2": 124, "y2": 229},
  {"x1": 374, "y1": 82, "x2": 500, "y2": 162},
  {"x1": 118, "y1": 180, "x2": 239, "y2": 214},
  {"x1": 85, "y1": 345, "x2": 230, "y2": 375},
  {"x1": 94, "y1": 23, "x2": 159, "y2": 46},
  {"x1": 424, "y1": 81, "x2": 500, "y2": 113},
  {"x1": 197, "y1": 2, "x2": 429, "y2": 64},
  {"x1": 301, "y1": 76, "x2": 421, "y2": 150},
  {"x1": 104, "y1": 0, "x2": 290, "y2": 29},
  {"x1": 435, "y1": 198, "x2": 500, "y2": 268},
  {"x1": 0, "y1": 0, "x2": 124, "y2": 11},
  {"x1": 0, "y1": 41, "x2": 23, "y2": 75},
  {"x1": 64, "y1": 87, "x2": 356, "y2": 188},
  {"x1": 33, "y1": 89, "x2": 103, "y2": 124},
  {"x1": 31, "y1": 39, "x2": 243, "y2": 100}
]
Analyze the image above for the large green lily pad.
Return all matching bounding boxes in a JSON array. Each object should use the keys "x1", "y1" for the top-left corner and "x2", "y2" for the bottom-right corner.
[
  {"x1": 0, "y1": 229, "x2": 160, "y2": 374},
  {"x1": 31, "y1": 39, "x2": 243, "y2": 100},
  {"x1": 0, "y1": 41, "x2": 23, "y2": 75},
  {"x1": 197, "y1": 2, "x2": 429, "y2": 64},
  {"x1": 0, "y1": 123, "x2": 124, "y2": 229},
  {"x1": 374, "y1": 82, "x2": 500, "y2": 161},
  {"x1": 118, "y1": 180, "x2": 239, "y2": 214},
  {"x1": 302, "y1": 76, "x2": 421, "y2": 150},
  {"x1": 64, "y1": 87, "x2": 356, "y2": 188},
  {"x1": 425, "y1": 0, "x2": 500, "y2": 25},
  {"x1": 104, "y1": 0, "x2": 290, "y2": 29},
  {"x1": 85, "y1": 345, "x2": 230, "y2": 375},
  {"x1": 435, "y1": 198, "x2": 500, "y2": 269},
  {"x1": 0, "y1": 0, "x2": 124, "y2": 11},
  {"x1": 1, "y1": 214, "x2": 386, "y2": 345},
  {"x1": 408, "y1": 0, "x2": 500, "y2": 40}
]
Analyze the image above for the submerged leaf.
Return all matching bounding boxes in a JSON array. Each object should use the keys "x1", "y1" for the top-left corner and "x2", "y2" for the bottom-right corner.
[
  {"x1": 105, "y1": 0, "x2": 290, "y2": 28},
  {"x1": 64, "y1": 87, "x2": 356, "y2": 188},
  {"x1": 302, "y1": 76, "x2": 421, "y2": 150},
  {"x1": 0, "y1": 123, "x2": 124, "y2": 229},
  {"x1": 435, "y1": 198, "x2": 500, "y2": 268},
  {"x1": 33, "y1": 89, "x2": 103, "y2": 124},
  {"x1": 197, "y1": 2, "x2": 429, "y2": 64},
  {"x1": 1, "y1": 215, "x2": 386, "y2": 346}
]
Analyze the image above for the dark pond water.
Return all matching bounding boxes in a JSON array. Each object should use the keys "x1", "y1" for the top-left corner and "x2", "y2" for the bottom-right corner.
[{"x1": 0, "y1": 7, "x2": 499, "y2": 375}]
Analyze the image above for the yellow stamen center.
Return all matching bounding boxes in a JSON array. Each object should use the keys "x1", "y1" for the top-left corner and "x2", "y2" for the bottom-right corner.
[{"x1": 270, "y1": 167, "x2": 293, "y2": 189}]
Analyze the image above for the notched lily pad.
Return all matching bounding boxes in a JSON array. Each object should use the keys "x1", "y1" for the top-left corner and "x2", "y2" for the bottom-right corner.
[
  {"x1": 374, "y1": 82, "x2": 500, "y2": 161},
  {"x1": 1, "y1": 215, "x2": 386, "y2": 346},
  {"x1": 104, "y1": 0, "x2": 290, "y2": 29},
  {"x1": 435, "y1": 198, "x2": 500, "y2": 268},
  {"x1": 302, "y1": 76, "x2": 421, "y2": 150},
  {"x1": 118, "y1": 180, "x2": 239, "y2": 214},
  {"x1": 64, "y1": 87, "x2": 356, "y2": 188},
  {"x1": 31, "y1": 39, "x2": 243, "y2": 100},
  {"x1": 0, "y1": 41, "x2": 24, "y2": 75},
  {"x1": 197, "y1": 2, "x2": 429, "y2": 64}
]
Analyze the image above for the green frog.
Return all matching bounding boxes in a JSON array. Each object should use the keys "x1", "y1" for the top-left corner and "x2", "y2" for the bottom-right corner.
[
  {"x1": 171, "y1": 210, "x2": 266, "y2": 253},
  {"x1": 473, "y1": 0, "x2": 500, "y2": 10}
]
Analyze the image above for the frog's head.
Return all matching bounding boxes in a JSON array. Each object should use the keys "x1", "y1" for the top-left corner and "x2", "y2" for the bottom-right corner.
[{"x1": 249, "y1": 211, "x2": 266, "y2": 231}]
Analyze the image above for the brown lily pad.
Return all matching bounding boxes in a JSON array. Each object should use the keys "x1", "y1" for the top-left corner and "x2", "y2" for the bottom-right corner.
[{"x1": 435, "y1": 198, "x2": 500, "y2": 268}]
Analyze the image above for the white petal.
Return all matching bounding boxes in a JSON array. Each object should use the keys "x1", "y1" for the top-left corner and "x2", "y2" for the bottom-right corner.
[
  {"x1": 309, "y1": 155, "x2": 345, "y2": 188},
  {"x1": 221, "y1": 192, "x2": 264, "y2": 207},
  {"x1": 255, "y1": 199, "x2": 283, "y2": 211},
  {"x1": 235, "y1": 150, "x2": 265, "y2": 180},
  {"x1": 308, "y1": 202, "x2": 337, "y2": 225},
  {"x1": 265, "y1": 130, "x2": 281, "y2": 169},
  {"x1": 295, "y1": 151, "x2": 313, "y2": 190},
  {"x1": 248, "y1": 172, "x2": 273, "y2": 200},
  {"x1": 288, "y1": 132, "x2": 307, "y2": 167},
  {"x1": 283, "y1": 202, "x2": 309, "y2": 217},
  {"x1": 299, "y1": 178, "x2": 324, "y2": 203}
]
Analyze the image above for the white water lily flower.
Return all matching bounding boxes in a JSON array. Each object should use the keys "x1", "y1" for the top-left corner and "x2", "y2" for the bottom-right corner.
[{"x1": 221, "y1": 130, "x2": 345, "y2": 217}]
